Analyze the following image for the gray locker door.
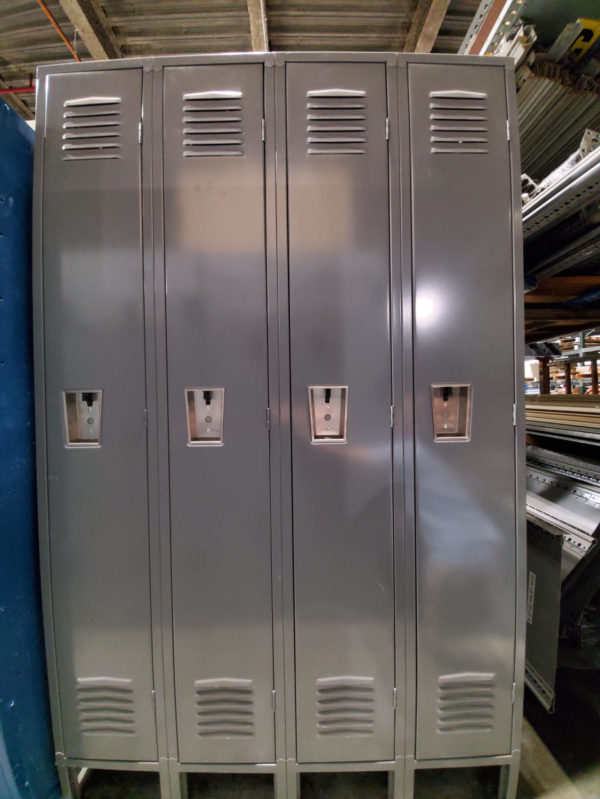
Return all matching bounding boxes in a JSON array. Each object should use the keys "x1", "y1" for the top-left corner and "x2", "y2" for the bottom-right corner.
[
  {"x1": 163, "y1": 65, "x2": 274, "y2": 765},
  {"x1": 408, "y1": 63, "x2": 516, "y2": 760},
  {"x1": 286, "y1": 62, "x2": 395, "y2": 764},
  {"x1": 42, "y1": 69, "x2": 156, "y2": 761}
]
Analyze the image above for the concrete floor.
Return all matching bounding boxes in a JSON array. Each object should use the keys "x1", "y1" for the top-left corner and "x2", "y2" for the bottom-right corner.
[
  {"x1": 82, "y1": 666, "x2": 600, "y2": 799},
  {"x1": 523, "y1": 668, "x2": 600, "y2": 799}
]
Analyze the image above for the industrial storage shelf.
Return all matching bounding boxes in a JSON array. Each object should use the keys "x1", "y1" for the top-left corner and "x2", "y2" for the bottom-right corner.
[
  {"x1": 523, "y1": 145, "x2": 600, "y2": 241},
  {"x1": 526, "y1": 395, "x2": 600, "y2": 444}
]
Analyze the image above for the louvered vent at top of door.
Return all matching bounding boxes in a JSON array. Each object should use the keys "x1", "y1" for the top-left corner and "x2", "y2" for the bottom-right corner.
[
  {"x1": 182, "y1": 91, "x2": 244, "y2": 157},
  {"x1": 429, "y1": 90, "x2": 489, "y2": 154},
  {"x1": 62, "y1": 96, "x2": 122, "y2": 161},
  {"x1": 306, "y1": 89, "x2": 367, "y2": 155}
]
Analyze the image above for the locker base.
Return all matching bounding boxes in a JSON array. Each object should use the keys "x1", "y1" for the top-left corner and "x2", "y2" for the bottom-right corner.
[
  {"x1": 56, "y1": 752, "x2": 520, "y2": 799},
  {"x1": 283, "y1": 753, "x2": 520, "y2": 799}
]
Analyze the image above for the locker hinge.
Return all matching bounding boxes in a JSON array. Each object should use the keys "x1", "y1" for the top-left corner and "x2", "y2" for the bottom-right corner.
[
  {"x1": 512, "y1": 403, "x2": 517, "y2": 426},
  {"x1": 512, "y1": 682, "x2": 516, "y2": 704},
  {"x1": 393, "y1": 687, "x2": 397, "y2": 709},
  {"x1": 507, "y1": 120, "x2": 511, "y2": 142},
  {"x1": 144, "y1": 409, "x2": 148, "y2": 431},
  {"x1": 271, "y1": 690, "x2": 276, "y2": 712},
  {"x1": 262, "y1": 118, "x2": 266, "y2": 141},
  {"x1": 266, "y1": 407, "x2": 271, "y2": 430},
  {"x1": 390, "y1": 405, "x2": 394, "y2": 428},
  {"x1": 385, "y1": 117, "x2": 390, "y2": 140},
  {"x1": 138, "y1": 121, "x2": 143, "y2": 145},
  {"x1": 151, "y1": 689, "x2": 156, "y2": 709}
]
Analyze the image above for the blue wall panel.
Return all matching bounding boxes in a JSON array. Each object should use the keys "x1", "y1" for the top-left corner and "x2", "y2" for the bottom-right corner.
[{"x1": 0, "y1": 99, "x2": 59, "y2": 799}]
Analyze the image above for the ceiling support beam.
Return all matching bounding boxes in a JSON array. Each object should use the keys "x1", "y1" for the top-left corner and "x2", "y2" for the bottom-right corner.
[
  {"x1": 0, "y1": 75, "x2": 33, "y2": 120},
  {"x1": 405, "y1": 0, "x2": 449, "y2": 53},
  {"x1": 414, "y1": 0, "x2": 450, "y2": 52},
  {"x1": 58, "y1": 0, "x2": 121, "y2": 60},
  {"x1": 247, "y1": 0, "x2": 269, "y2": 51}
]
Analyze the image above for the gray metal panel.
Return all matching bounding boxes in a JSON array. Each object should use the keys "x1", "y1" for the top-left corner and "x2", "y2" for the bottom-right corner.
[
  {"x1": 163, "y1": 64, "x2": 274, "y2": 765},
  {"x1": 285, "y1": 61, "x2": 395, "y2": 764},
  {"x1": 525, "y1": 524, "x2": 562, "y2": 711},
  {"x1": 42, "y1": 69, "x2": 156, "y2": 761},
  {"x1": 409, "y1": 62, "x2": 516, "y2": 760}
]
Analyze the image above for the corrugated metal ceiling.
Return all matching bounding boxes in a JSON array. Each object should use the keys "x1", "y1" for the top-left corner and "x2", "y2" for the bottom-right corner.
[{"x1": 0, "y1": 0, "x2": 479, "y2": 118}]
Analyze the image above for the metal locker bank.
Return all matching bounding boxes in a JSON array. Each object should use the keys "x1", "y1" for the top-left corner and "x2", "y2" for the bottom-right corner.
[{"x1": 33, "y1": 52, "x2": 525, "y2": 799}]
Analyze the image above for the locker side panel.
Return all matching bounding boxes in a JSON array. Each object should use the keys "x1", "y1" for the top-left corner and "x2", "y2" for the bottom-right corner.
[
  {"x1": 42, "y1": 69, "x2": 156, "y2": 761},
  {"x1": 163, "y1": 64, "x2": 274, "y2": 765},
  {"x1": 408, "y1": 63, "x2": 516, "y2": 760},
  {"x1": 286, "y1": 61, "x2": 395, "y2": 764}
]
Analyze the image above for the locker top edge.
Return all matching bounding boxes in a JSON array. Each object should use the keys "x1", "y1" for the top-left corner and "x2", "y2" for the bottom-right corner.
[{"x1": 35, "y1": 51, "x2": 515, "y2": 83}]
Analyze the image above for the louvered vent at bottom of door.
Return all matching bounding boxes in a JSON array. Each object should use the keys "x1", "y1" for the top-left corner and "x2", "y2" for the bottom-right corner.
[
  {"x1": 429, "y1": 90, "x2": 489, "y2": 154},
  {"x1": 437, "y1": 672, "x2": 496, "y2": 733},
  {"x1": 182, "y1": 91, "x2": 244, "y2": 157},
  {"x1": 316, "y1": 676, "x2": 375, "y2": 736},
  {"x1": 76, "y1": 677, "x2": 136, "y2": 735},
  {"x1": 195, "y1": 678, "x2": 255, "y2": 737},
  {"x1": 306, "y1": 89, "x2": 367, "y2": 155},
  {"x1": 62, "y1": 96, "x2": 122, "y2": 161}
]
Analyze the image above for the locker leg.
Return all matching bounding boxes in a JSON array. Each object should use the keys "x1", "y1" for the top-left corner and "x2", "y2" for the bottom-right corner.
[
  {"x1": 388, "y1": 771, "x2": 397, "y2": 799},
  {"x1": 165, "y1": 759, "x2": 184, "y2": 799},
  {"x1": 57, "y1": 765, "x2": 81, "y2": 799},
  {"x1": 274, "y1": 760, "x2": 288, "y2": 799},
  {"x1": 158, "y1": 760, "x2": 172, "y2": 799},
  {"x1": 403, "y1": 759, "x2": 415, "y2": 799},
  {"x1": 498, "y1": 756, "x2": 520, "y2": 799},
  {"x1": 389, "y1": 760, "x2": 405, "y2": 799},
  {"x1": 286, "y1": 759, "x2": 300, "y2": 799}
]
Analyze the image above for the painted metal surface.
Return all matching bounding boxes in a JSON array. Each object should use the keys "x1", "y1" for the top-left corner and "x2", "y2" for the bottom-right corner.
[
  {"x1": 409, "y1": 62, "x2": 516, "y2": 760},
  {"x1": 34, "y1": 53, "x2": 523, "y2": 798},
  {"x1": 0, "y1": 98, "x2": 59, "y2": 799},
  {"x1": 40, "y1": 69, "x2": 156, "y2": 761},
  {"x1": 285, "y1": 61, "x2": 395, "y2": 764},
  {"x1": 163, "y1": 64, "x2": 275, "y2": 765}
]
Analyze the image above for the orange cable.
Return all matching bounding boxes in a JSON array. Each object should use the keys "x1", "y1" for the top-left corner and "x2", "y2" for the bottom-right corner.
[{"x1": 35, "y1": 0, "x2": 81, "y2": 62}]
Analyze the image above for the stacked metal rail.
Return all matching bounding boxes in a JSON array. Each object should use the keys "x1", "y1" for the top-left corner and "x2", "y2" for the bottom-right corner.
[
  {"x1": 522, "y1": 142, "x2": 600, "y2": 241},
  {"x1": 526, "y1": 395, "x2": 600, "y2": 444},
  {"x1": 525, "y1": 445, "x2": 600, "y2": 709},
  {"x1": 527, "y1": 445, "x2": 600, "y2": 573},
  {"x1": 518, "y1": 62, "x2": 600, "y2": 181}
]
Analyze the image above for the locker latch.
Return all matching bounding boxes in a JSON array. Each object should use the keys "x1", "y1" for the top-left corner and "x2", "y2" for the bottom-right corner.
[
  {"x1": 308, "y1": 386, "x2": 348, "y2": 443},
  {"x1": 431, "y1": 383, "x2": 472, "y2": 442},
  {"x1": 63, "y1": 390, "x2": 102, "y2": 446},
  {"x1": 186, "y1": 388, "x2": 225, "y2": 445}
]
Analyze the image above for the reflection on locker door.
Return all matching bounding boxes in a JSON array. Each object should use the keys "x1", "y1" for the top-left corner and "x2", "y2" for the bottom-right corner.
[
  {"x1": 409, "y1": 63, "x2": 516, "y2": 760},
  {"x1": 163, "y1": 64, "x2": 274, "y2": 764},
  {"x1": 42, "y1": 69, "x2": 156, "y2": 761},
  {"x1": 286, "y1": 62, "x2": 395, "y2": 763}
]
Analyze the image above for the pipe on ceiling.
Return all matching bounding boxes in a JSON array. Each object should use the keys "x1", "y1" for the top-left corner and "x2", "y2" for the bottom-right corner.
[{"x1": 35, "y1": 0, "x2": 81, "y2": 62}]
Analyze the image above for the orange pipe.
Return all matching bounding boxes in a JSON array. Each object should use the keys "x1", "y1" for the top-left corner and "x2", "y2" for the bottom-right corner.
[{"x1": 35, "y1": 0, "x2": 81, "y2": 62}]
